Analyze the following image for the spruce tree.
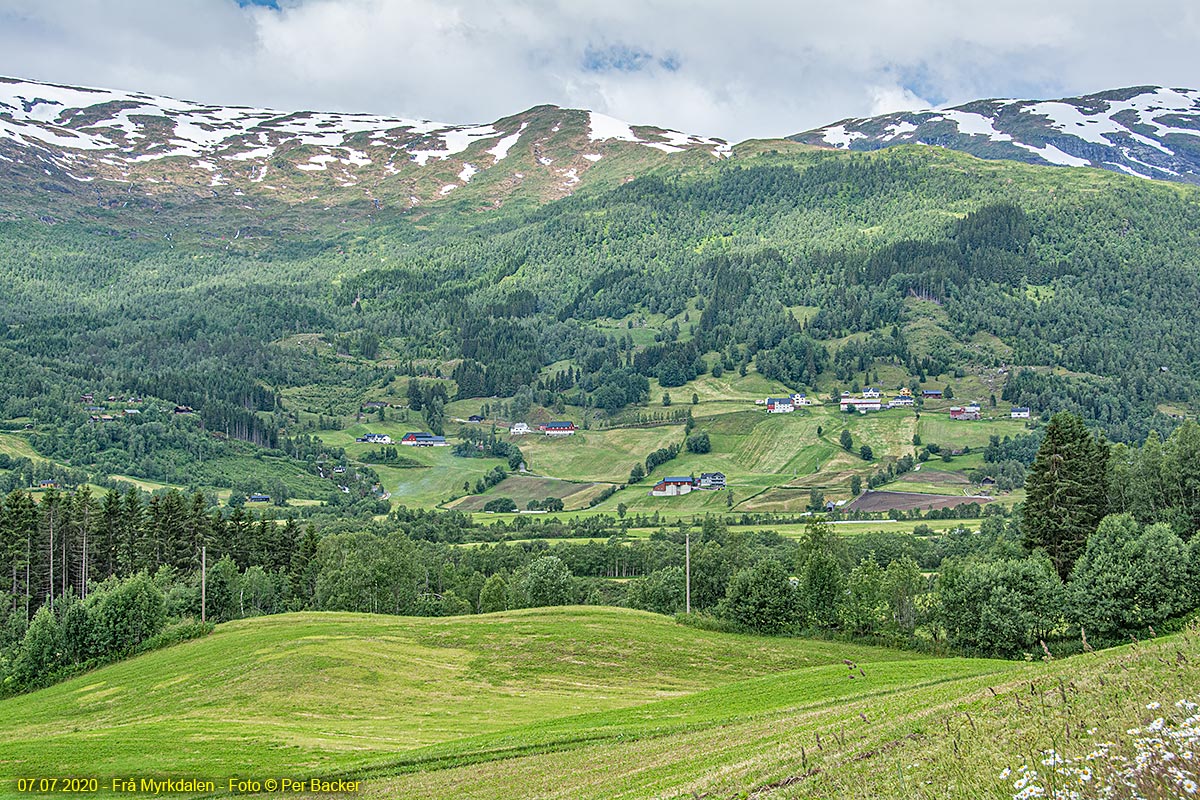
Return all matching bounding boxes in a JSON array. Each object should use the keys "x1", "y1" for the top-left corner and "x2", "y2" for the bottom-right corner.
[{"x1": 1022, "y1": 412, "x2": 1110, "y2": 579}]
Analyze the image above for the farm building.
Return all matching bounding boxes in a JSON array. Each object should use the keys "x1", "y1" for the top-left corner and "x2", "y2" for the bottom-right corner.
[
  {"x1": 1011, "y1": 407, "x2": 1031, "y2": 419},
  {"x1": 949, "y1": 406, "x2": 981, "y2": 421},
  {"x1": 766, "y1": 398, "x2": 794, "y2": 413},
  {"x1": 887, "y1": 395, "x2": 914, "y2": 408},
  {"x1": 651, "y1": 477, "x2": 694, "y2": 496},
  {"x1": 922, "y1": 389, "x2": 943, "y2": 399},
  {"x1": 698, "y1": 472, "x2": 726, "y2": 489},
  {"x1": 174, "y1": 405, "x2": 194, "y2": 414},
  {"x1": 357, "y1": 433, "x2": 392, "y2": 444},
  {"x1": 840, "y1": 397, "x2": 882, "y2": 413},
  {"x1": 540, "y1": 421, "x2": 576, "y2": 436},
  {"x1": 965, "y1": 403, "x2": 982, "y2": 414},
  {"x1": 401, "y1": 432, "x2": 448, "y2": 446},
  {"x1": 37, "y1": 480, "x2": 59, "y2": 490},
  {"x1": 862, "y1": 387, "x2": 881, "y2": 399},
  {"x1": 467, "y1": 415, "x2": 485, "y2": 423},
  {"x1": 509, "y1": 422, "x2": 531, "y2": 435},
  {"x1": 247, "y1": 494, "x2": 270, "y2": 503}
]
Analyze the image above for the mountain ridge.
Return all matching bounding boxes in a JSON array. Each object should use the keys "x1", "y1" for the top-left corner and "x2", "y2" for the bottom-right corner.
[
  {"x1": 791, "y1": 85, "x2": 1200, "y2": 183},
  {"x1": 0, "y1": 75, "x2": 730, "y2": 214}
]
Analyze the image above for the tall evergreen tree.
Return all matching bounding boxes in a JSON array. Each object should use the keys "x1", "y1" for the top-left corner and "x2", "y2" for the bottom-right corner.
[{"x1": 1022, "y1": 412, "x2": 1110, "y2": 579}]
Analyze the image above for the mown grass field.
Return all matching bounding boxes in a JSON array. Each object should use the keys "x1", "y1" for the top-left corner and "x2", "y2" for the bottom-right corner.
[
  {"x1": 324, "y1": 626, "x2": 1199, "y2": 800},
  {"x1": 3, "y1": 610, "x2": 1195, "y2": 799},
  {"x1": 0, "y1": 431, "x2": 42, "y2": 462},
  {"x1": 0, "y1": 608, "x2": 921, "y2": 786}
]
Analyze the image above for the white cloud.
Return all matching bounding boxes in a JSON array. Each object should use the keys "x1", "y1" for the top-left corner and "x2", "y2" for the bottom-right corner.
[{"x1": 0, "y1": 0, "x2": 1198, "y2": 141}]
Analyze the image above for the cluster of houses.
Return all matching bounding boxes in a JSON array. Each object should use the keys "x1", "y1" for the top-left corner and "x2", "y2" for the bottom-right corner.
[
  {"x1": 839, "y1": 387, "x2": 916, "y2": 413},
  {"x1": 650, "y1": 472, "x2": 726, "y2": 497},
  {"x1": 508, "y1": 421, "x2": 576, "y2": 437},
  {"x1": 760, "y1": 393, "x2": 814, "y2": 414},
  {"x1": 356, "y1": 433, "x2": 392, "y2": 444}
]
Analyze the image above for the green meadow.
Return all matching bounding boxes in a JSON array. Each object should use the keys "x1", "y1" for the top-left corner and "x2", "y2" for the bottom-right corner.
[{"x1": 2, "y1": 609, "x2": 1195, "y2": 799}]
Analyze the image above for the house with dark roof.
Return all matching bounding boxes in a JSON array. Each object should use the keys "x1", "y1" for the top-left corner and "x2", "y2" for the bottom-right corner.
[
  {"x1": 698, "y1": 472, "x2": 726, "y2": 489},
  {"x1": 401, "y1": 432, "x2": 448, "y2": 446},
  {"x1": 539, "y1": 421, "x2": 576, "y2": 436}
]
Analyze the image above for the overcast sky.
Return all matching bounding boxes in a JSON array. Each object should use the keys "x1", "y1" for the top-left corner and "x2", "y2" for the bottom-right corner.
[{"x1": 1, "y1": 0, "x2": 1198, "y2": 141}]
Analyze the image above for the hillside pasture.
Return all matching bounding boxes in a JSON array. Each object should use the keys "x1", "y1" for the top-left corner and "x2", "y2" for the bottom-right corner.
[
  {"x1": 447, "y1": 475, "x2": 604, "y2": 512},
  {"x1": 846, "y1": 489, "x2": 994, "y2": 512},
  {"x1": 354, "y1": 627, "x2": 1199, "y2": 800},
  {"x1": 0, "y1": 608, "x2": 922, "y2": 781}
]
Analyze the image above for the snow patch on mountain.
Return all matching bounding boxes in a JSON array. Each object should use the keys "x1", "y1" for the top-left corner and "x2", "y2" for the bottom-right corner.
[
  {"x1": 795, "y1": 85, "x2": 1200, "y2": 184},
  {"x1": 487, "y1": 122, "x2": 527, "y2": 162}
]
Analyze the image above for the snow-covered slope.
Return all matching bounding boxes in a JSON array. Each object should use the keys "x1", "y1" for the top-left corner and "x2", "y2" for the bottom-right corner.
[
  {"x1": 791, "y1": 86, "x2": 1200, "y2": 183},
  {"x1": 0, "y1": 76, "x2": 729, "y2": 208}
]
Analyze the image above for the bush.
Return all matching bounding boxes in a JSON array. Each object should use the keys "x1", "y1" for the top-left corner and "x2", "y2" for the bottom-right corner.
[
  {"x1": 1068, "y1": 515, "x2": 1194, "y2": 641},
  {"x1": 937, "y1": 554, "x2": 1062, "y2": 657},
  {"x1": 627, "y1": 567, "x2": 686, "y2": 615},
  {"x1": 686, "y1": 432, "x2": 711, "y2": 454},
  {"x1": 89, "y1": 573, "x2": 167, "y2": 658},
  {"x1": 720, "y1": 560, "x2": 798, "y2": 634}
]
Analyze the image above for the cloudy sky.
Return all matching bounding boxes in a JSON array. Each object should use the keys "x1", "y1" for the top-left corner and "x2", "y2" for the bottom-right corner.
[{"x1": 1, "y1": 0, "x2": 1198, "y2": 141}]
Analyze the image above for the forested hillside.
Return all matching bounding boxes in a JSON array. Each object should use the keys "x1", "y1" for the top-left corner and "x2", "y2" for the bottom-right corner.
[{"x1": 3, "y1": 143, "x2": 1197, "y2": 461}]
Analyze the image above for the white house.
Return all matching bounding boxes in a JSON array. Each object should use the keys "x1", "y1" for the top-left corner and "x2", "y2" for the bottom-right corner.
[
  {"x1": 651, "y1": 477, "x2": 695, "y2": 496},
  {"x1": 510, "y1": 422, "x2": 531, "y2": 435},
  {"x1": 766, "y1": 397, "x2": 794, "y2": 414},
  {"x1": 360, "y1": 433, "x2": 392, "y2": 444},
  {"x1": 1011, "y1": 407, "x2": 1031, "y2": 419},
  {"x1": 840, "y1": 397, "x2": 882, "y2": 413},
  {"x1": 862, "y1": 387, "x2": 881, "y2": 399},
  {"x1": 698, "y1": 472, "x2": 726, "y2": 489},
  {"x1": 888, "y1": 395, "x2": 914, "y2": 408},
  {"x1": 791, "y1": 393, "x2": 812, "y2": 406}
]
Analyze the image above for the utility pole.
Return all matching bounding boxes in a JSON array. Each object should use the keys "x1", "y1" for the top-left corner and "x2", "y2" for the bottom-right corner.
[
  {"x1": 201, "y1": 546, "x2": 207, "y2": 624},
  {"x1": 685, "y1": 530, "x2": 691, "y2": 615}
]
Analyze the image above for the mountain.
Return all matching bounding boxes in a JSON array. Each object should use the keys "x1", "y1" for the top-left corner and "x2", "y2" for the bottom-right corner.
[
  {"x1": 791, "y1": 86, "x2": 1200, "y2": 183},
  {"x1": 0, "y1": 75, "x2": 730, "y2": 216}
]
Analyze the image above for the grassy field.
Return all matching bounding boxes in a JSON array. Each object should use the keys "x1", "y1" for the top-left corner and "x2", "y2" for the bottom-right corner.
[
  {"x1": 446, "y1": 475, "x2": 603, "y2": 512},
  {"x1": 3, "y1": 610, "x2": 1195, "y2": 799},
  {"x1": 0, "y1": 608, "x2": 922, "y2": 785},
  {"x1": 0, "y1": 431, "x2": 42, "y2": 461},
  {"x1": 311, "y1": 625, "x2": 1200, "y2": 800}
]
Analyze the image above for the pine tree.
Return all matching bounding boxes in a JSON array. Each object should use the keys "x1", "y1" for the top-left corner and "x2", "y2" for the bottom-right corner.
[{"x1": 1023, "y1": 412, "x2": 1110, "y2": 579}]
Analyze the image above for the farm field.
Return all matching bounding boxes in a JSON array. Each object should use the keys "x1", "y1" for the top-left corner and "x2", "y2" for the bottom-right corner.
[
  {"x1": 846, "y1": 490, "x2": 994, "y2": 513},
  {"x1": 304, "y1": 626, "x2": 1199, "y2": 800},
  {"x1": 0, "y1": 608, "x2": 924, "y2": 783},
  {"x1": 0, "y1": 432, "x2": 42, "y2": 462},
  {"x1": 446, "y1": 475, "x2": 604, "y2": 512},
  {"x1": 3, "y1": 610, "x2": 1194, "y2": 799}
]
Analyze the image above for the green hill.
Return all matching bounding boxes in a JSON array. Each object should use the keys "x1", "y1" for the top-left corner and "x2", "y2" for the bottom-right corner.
[
  {"x1": 2, "y1": 609, "x2": 1195, "y2": 799},
  {"x1": 0, "y1": 608, "x2": 921, "y2": 783}
]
